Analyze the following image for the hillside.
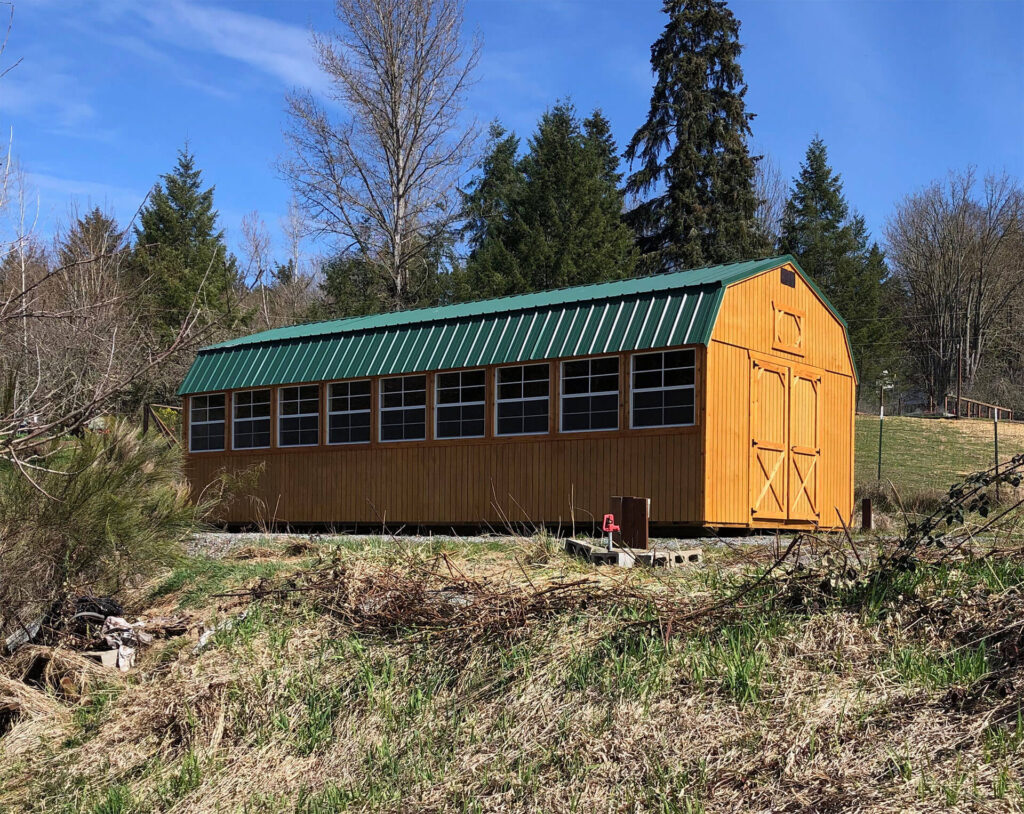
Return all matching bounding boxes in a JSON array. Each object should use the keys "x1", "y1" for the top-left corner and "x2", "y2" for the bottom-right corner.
[
  {"x1": 855, "y1": 415, "x2": 1024, "y2": 495},
  {"x1": 2, "y1": 529, "x2": 1022, "y2": 813}
]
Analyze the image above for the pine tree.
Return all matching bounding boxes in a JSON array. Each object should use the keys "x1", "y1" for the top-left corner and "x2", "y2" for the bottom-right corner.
[
  {"x1": 461, "y1": 122, "x2": 527, "y2": 297},
  {"x1": 56, "y1": 207, "x2": 122, "y2": 268},
  {"x1": 463, "y1": 104, "x2": 635, "y2": 298},
  {"x1": 779, "y1": 137, "x2": 888, "y2": 383},
  {"x1": 624, "y1": 0, "x2": 766, "y2": 272},
  {"x1": 132, "y1": 147, "x2": 239, "y2": 338}
]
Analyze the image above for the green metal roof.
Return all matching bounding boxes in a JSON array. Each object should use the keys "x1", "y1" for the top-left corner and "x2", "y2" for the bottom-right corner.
[{"x1": 179, "y1": 256, "x2": 833, "y2": 396}]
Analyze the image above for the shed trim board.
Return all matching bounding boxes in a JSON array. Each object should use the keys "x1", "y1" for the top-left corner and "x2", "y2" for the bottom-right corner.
[{"x1": 181, "y1": 257, "x2": 856, "y2": 531}]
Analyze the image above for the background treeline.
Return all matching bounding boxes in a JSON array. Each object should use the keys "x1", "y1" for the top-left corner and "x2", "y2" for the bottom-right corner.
[{"x1": 3, "y1": 0, "x2": 1023, "y2": 441}]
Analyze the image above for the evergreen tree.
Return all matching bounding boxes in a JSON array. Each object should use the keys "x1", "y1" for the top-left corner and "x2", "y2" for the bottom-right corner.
[
  {"x1": 56, "y1": 207, "x2": 122, "y2": 268},
  {"x1": 461, "y1": 122, "x2": 527, "y2": 297},
  {"x1": 779, "y1": 137, "x2": 889, "y2": 384},
  {"x1": 624, "y1": 0, "x2": 766, "y2": 272},
  {"x1": 319, "y1": 237, "x2": 465, "y2": 319},
  {"x1": 132, "y1": 147, "x2": 239, "y2": 337},
  {"x1": 463, "y1": 104, "x2": 635, "y2": 298}
]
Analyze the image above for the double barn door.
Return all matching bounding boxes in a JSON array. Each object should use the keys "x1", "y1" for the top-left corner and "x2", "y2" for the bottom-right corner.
[{"x1": 749, "y1": 356, "x2": 821, "y2": 523}]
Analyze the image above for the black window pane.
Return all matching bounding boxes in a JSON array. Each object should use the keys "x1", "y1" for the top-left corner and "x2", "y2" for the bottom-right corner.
[
  {"x1": 562, "y1": 412, "x2": 588, "y2": 432},
  {"x1": 562, "y1": 376, "x2": 590, "y2": 395},
  {"x1": 561, "y1": 395, "x2": 592, "y2": 416},
  {"x1": 524, "y1": 414, "x2": 548, "y2": 433},
  {"x1": 592, "y1": 357, "x2": 618, "y2": 375},
  {"x1": 381, "y1": 392, "x2": 403, "y2": 408},
  {"x1": 405, "y1": 389, "x2": 426, "y2": 407},
  {"x1": 524, "y1": 364, "x2": 548, "y2": 381},
  {"x1": 634, "y1": 370, "x2": 662, "y2": 390},
  {"x1": 633, "y1": 408, "x2": 662, "y2": 428},
  {"x1": 497, "y1": 417, "x2": 519, "y2": 435},
  {"x1": 664, "y1": 368, "x2": 695, "y2": 387},
  {"x1": 592, "y1": 394, "x2": 618, "y2": 412},
  {"x1": 524, "y1": 399, "x2": 548, "y2": 418},
  {"x1": 563, "y1": 360, "x2": 588, "y2": 378},
  {"x1": 437, "y1": 406, "x2": 461, "y2": 424},
  {"x1": 591, "y1": 410, "x2": 618, "y2": 430},
  {"x1": 634, "y1": 390, "x2": 663, "y2": 410},
  {"x1": 664, "y1": 405, "x2": 695, "y2": 425},
  {"x1": 523, "y1": 379, "x2": 549, "y2": 398},
  {"x1": 499, "y1": 382, "x2": 522, "y2": 400},
  {"x1": 634, "y1": 354, "x2": 661, "y2": 372},
  {"x1": 665, "y1": 349, "x2": 694, "y2": 368}
]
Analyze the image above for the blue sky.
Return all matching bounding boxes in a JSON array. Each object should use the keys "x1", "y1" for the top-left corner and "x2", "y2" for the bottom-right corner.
[{"x1": 9, "y1": 0, "x2": 1024, "y2": 263}]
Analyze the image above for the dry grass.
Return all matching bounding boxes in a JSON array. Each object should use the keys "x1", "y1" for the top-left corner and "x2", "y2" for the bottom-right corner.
[{"x1": 1, "y1": 532, "x2": 1023, "y2": 813}]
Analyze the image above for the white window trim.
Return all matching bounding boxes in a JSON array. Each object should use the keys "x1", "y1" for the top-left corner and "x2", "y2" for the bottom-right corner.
[
  {"x1": 629, "y1": 350, "x2": 697, "y2": 429},
  {"x1": 434, "y1": 369, "x2": 486, "y2": 440},
  {"x1": 188, "y1": 393, "x2": 225, "y2": 453},
  {"x1": 379, "y1": 374, "x2": 427, "y2": 443},
  {"x1": 494, "y1": 364, "x2": 550, "y2": 437},
  {"x1": 277, "y1": 385, "x2": 321, "y2": 448},
  {"x1": 327, "y1": 380, "x2": 372, "y2": 446},
  {"x1": 559, "y1": 356, "x2": 620, "y2": 434},
  {"x1": 231, "y1": 389, "x2": 271, "y2": 451}
]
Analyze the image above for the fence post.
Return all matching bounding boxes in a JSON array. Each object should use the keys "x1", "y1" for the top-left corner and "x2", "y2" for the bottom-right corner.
[
  {"x1": 142, "y1": 403, "x2": 150, "y2": 436},
  {"x1": 995, "y1": 408, "x2": 1000, "y2": 502}
]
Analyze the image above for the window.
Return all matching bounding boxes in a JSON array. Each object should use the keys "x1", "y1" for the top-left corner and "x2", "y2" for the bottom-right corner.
[
  {"x1": 435, "y1": 370, "x2": 485, "y2": 439},
  {"x1": 496, "y1": 364, "x2": 549, "y2": 436},
  {"x1": 189, "y1": 394, "x2": 225, "y2": 452},
  {"x1": 278, "y1": 385, "x2": 320, "y2": 447},
  {"x1": 631, "y1": 349, "x2": 696, "y2": 428},
  {"x1": 560, "y1": 357, "x2": 619, "y2": 432},
  {"x1": 328, "y1": 380, "x2": 371, "y2": 444},
  {"x1": 380, "y1": 375, "x2": 426, "y2": 441},
  {"x1": 233, "y1": 390, "x2": 271, "y2": 449}
]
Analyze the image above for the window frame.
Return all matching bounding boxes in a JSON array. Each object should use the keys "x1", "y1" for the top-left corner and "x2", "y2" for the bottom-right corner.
[
  {"x1": 326, "y1": 379, "x2": 372, "y2": 446},
  {"x1": 434, "y1": 368, "x2": 486, "y2": 440},
  {"x1": 379, "y1": 374, "x2": 428, "y2": 443},
  {"x1": 277, "y1": 384, "x2": 321, "y2": 448},
  {"x1": 559, "y1": 355, "x2": 620, "y2": 434},
  {"x1": 629, "y1": 348, "x2": 697, "y2": 430},
  {"x1": 231, "y1": 388, "x2": 272, "y2": 451},
  {"x1": 188, "y1": 393, "x2": 226, "y2": 453},
  {"x1": 494, "y1": 363, "x2": 550, "y2": 437}
]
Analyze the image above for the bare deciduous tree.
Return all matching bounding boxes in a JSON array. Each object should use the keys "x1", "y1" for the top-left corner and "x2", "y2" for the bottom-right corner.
[
  {"x1": 0, "y1": 6, "x2": 218, "y2": 475},
  {"x1": 754, "y1": 153, "x2": 786, "y2": 249},
  {"x1": 886, "y1": 168, "x2": 1024, "y2": 406},
  {"x1": 283, "y1": 0, "x2": 480, "y2": 310}
]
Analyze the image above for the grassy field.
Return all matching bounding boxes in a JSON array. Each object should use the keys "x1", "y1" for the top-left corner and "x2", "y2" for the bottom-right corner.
[
  {"x1": 855, "y1": 414, "x2": 1024, "y2": 496},
  {"x1": 2, "y1": 532, "x2": 1023, "y2": 813}
]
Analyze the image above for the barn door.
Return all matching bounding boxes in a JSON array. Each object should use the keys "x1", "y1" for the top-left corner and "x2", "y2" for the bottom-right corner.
[
  {"x1": 788, "y1": 369, "x2": 821, "y2": 522},
  {"x1": 749, "y1": 358, "x2": 789, "y2": 521}
]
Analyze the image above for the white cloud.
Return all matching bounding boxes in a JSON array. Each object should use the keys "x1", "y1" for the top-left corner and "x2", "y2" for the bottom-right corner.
[
  {"x1": 2, "y1": 61, "x2": 96, "y2": 129},
  {"x1": 27, "y1": 171, "x2": 147, "y2": 226},
  {"x1": 128, "y1": 1, "x2": 326, "y2": 93}
]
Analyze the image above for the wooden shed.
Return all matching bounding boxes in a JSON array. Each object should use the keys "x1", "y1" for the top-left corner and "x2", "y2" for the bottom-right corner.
[{"x1": 179, "y1": 256, "x2": 857, "y2": 532}]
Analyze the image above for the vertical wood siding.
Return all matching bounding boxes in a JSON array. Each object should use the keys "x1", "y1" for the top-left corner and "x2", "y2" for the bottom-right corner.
[
  {"x1": 186, "y1": 349, "x2": 707, "y2": 528},
  {"x1": 187, "y1": 430, "x2": 705, "y2": 527},
  {"x1": 704, "y1": 265, "x2": 855, "y2": 528}
]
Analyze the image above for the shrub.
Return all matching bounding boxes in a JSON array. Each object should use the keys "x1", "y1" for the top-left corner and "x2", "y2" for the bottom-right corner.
[{"x1": 0, "y1": 422, "x2": 208, "y2": 640}]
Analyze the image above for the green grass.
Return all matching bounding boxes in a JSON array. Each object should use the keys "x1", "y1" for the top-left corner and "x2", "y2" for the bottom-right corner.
[{"x1": 855, "y1": 415, "x2": 1024, "y2": 495}]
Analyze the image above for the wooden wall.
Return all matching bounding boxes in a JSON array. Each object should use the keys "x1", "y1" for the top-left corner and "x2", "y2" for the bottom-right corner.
[
  {"x1": 184, "y1": 349, "x2": 707, "y2": 528},
  {"x1": 703, "y1": 263, "x2": 856, "y2": 529},
  {"x1": 184, "y1": 262, "x2": 857, "y2": 531}
]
